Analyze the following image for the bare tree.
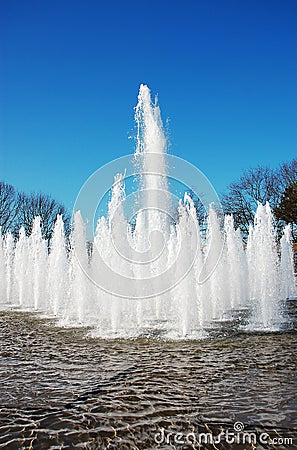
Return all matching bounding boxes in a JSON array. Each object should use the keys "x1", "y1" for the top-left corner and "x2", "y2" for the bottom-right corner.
[
  {"x1": 222, "y1": 159, "x2": 297, "y2": 240},
  {"x1": 14, "y1": 192, "x2": 70, "y2": 241},
  {"x1": 0, "y1": 182, "x2": 18, "y2": 233},
  {"x1": 279, "y1": 158, "x2": 297, "y2": 187},
  {"x1": 222, "y1": 166, "x2": 282, "y2": 238},
  {"x1": 0, "y1": 183, "x2": 70, "y2": 240}
]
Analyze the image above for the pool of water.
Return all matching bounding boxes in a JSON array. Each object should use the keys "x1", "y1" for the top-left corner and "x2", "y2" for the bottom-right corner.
[{"x1": 0, "y1": 304, "x2": 296, "y2": 449}]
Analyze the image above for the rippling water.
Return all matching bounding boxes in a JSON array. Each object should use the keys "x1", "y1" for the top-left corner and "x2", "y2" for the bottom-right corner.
[{"x1": 0, "y1": 305, "x2": 296, "y2": 449}]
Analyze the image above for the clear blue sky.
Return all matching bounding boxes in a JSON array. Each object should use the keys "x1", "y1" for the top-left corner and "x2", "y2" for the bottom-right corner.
[{"x1": 1, "y1": 0, "x2": 296, "y2": 212}]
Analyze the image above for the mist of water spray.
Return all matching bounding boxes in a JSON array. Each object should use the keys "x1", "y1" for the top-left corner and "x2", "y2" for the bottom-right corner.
[{"x1": 0, "y1": 85, "x2": 295, "y2": 337}]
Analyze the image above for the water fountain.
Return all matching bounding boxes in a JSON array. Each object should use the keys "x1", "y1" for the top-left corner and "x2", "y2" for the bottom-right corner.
[{"x1": 0, "y1": 85, "x2": 296, "y2": 338}]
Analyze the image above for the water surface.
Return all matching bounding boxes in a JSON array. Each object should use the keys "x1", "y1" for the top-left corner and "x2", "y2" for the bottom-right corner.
[{"x1": 0, "y1": 307, "x2": 296, "y2": 449}]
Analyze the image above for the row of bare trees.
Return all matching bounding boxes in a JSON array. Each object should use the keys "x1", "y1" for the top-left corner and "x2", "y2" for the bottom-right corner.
[
  {"x1": 221, "y1": 159, "x2": 297, "y2": 240},
  {"x1": 1, "y1": 158, "x2": 296, "y2": 242},
  {"x1": 0, "y1": 182, "x2": 70, "y2": 240}
]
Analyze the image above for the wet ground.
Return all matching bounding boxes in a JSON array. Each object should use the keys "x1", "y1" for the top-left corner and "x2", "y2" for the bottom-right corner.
[{"x1": 0, "y1": 305, "x2": 296, "y2": 449}]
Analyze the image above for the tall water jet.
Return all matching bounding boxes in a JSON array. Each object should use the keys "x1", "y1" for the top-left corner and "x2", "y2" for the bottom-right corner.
[
  {"x1": 92, "y1": 215, "x2": 111, "y2": 330},
  {"x1": 68, "y1": 211, "x2": 89, "y2": 324},
  {"x1": 0, "y1": 231, "x2": 6, "y2": 304},
  {"x1": 3, "y1": 232, "x2": 14, "y2": 305},
  {"x1": 224, "y1": 215, "x2": 248, "y2": 310},
  {"x1": 174, "y1": 194, "x2": 203, "y2": 336},
  {"x1": 14, "y1": 227, "x2": 30, "y2": 307},
  {"x1": 48, "y1": 215, "x2": 68, "y2": 317},
  {"x1": 280, "y1": 225, "x2": 296, "y2": 300},
  {"x1": 134, "y1": 84, "x2": 170, "y2": 235},
  {"x1": 203, "y1": 205, "x2": 229, "y2": 322},
  {"x1": 134, "y1": 85, "x2": 172, "y2": 325},
  {"x1": 29, "y1": 217, "x2": 48, "y2": 310},
  {"x1": 107, "y1": 173, "x2": 131, "y2": 332},
  {"x1": 247, "y1": 203, "x2": 280, "y2": 329}
]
